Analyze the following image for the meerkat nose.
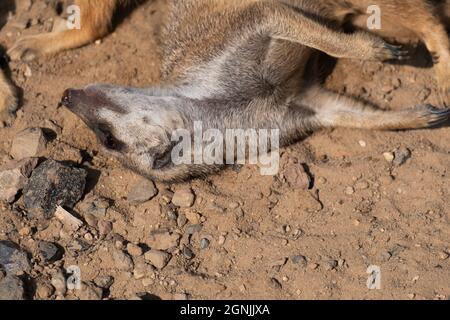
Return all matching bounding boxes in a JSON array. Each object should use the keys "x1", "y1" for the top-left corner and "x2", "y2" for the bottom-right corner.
[{"x1": 61, "y1": 88, "x2": 80, "y2": 108}]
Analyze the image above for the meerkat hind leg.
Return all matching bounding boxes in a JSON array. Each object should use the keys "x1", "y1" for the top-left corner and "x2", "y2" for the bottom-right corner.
[{"x1": 298, "y1": 86, "x2": 450, "y2": 130}]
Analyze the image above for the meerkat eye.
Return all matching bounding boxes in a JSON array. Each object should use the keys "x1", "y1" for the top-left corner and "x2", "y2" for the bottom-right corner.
[{"x1": 97, "y1": 123, "x2": 126, "y2": 151}]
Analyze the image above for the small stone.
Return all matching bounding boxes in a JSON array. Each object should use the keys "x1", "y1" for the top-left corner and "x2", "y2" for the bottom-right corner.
[
  {"x1": 38, "y1": 241, "x2": 61, "y2": 263},
  {"x1": 383, "y1": 152, "x2": 395, "y2": 163},
  {"x1": 182, "y1": 245, "x2": 195, "y2": 260},
  {"x1": 127, "y1": 178, "x2": 158, "y2": 204},
  {"x1": 200, "y1": 238, "x2": 210, "y2": 250},
  {"x1": 177, "y1": 214, "x2": 187, "y2": 228},
  {"x1": 98, "y1": 220, "x2": 113, "y2": 236},
  {"x1": 185, "y1": 224, "x2": 202, "y2": 235},
  {"x1": 94, "y1": 275, "x2": 114, "y2": 289},
  {"x1": 23, "y1": 160, "x2": 87, "y2": 220},
  {"x1": 77, "y1": 282, "x2": 102, "y2": 300},
  {"x1": 172, "y1": 188, "x2": 195, "y2": 207},
  {"x1": 133, "y1": 262, "x2": 153, "y2": 280},
  {"x1": 268, "y1": 277, "x2": 282, "y2": 290},
  {"x1": 324, "y1": 260, "x2": 338, "y2": 271},
  {"x1": 127, "y1": 243, "x2": 143, "y2": 257},
  {"x1": 80, "y1": 197, "x2": 109, "y2": 217},
  {"x1": 344, "y1": 186, "x2": 355, "y2": 195},
  {"x1": 291, "y1": 255, "x2": 307, "y2": 267},
  {"x1": 354, "y1": 180, "x2": 370, "y2": 190},
  {"x1": 0, "y1": 240, "x2": 31, "y2": 275},
  {"x1": 218, "y1": 235, "x2": 226, "y2": 245},
  {"x1": 144, "y1": 250, "x2": 171, "y2": 270},
  {"x1": 10, "y1": 128, "x2": 47, "y2": 160},
  {"x1": 0, "y1": 275, "x2": 24, "y2": 300},
  {"x1": 112, "y1": 249, "x2": 134, "y2": 271},
  {"x1": 35, "y1": 280, "x2": 54, "y2": 299},
  {"x1": 55, "y1": 206, "x2": 84, "y2": 231},
  {"x1": 359, "y1": 140, "x2": 367, "y2": 147},
  {"x1": 0, "y1": 158, "x2": 39, "y2": 203},
  {"x1": 147, "y1": 231, "x2": 180, "y2": 251},
  {"x1": 393, "y1": 147, "x2": 411, "y2": 166},
  {"x1": 282, "y1": 158, "x2": 311, "y2": 190},
  {"x1": 438, "y1": 251, "x2": 449, "y2": 260},
  {"x1": 185, "y1": 210, "x2": 201, "y2": 224},
  {"x1": 317, "y1": 177, "x2": 327, "y2": 184}
]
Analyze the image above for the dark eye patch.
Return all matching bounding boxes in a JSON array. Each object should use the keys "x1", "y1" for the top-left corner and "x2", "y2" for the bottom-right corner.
[{"x1": 96, "y1": 123, "x2": 127, "y2": 151}]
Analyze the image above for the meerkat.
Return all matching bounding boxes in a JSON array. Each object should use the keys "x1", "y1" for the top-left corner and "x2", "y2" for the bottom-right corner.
[{"x1": 60, "y1": 0, "x2": 450, "y2": 182}]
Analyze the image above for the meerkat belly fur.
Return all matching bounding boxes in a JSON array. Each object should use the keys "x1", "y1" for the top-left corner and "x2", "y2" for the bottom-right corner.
[{"x1": 14, "y1": 0, "x2": 449, "y2": 182}]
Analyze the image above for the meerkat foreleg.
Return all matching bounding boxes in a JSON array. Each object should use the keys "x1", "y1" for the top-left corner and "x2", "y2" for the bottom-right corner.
[
  {"x1": 294, "y1": 86, "x2": 450, "y2": 130},
  {"x1": 8, "y1": 0, "x2": 119, "y2": 61},
  {"x1": 254, "y1": 2, "x2": 408, "y2": 62}
]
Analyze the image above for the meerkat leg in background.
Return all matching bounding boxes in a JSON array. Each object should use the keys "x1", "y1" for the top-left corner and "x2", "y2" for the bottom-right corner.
[
  {"x1": 295, "y1": 86, "x2": 450, "y2": 130},
  {"x1": 254, "y1": 2, "x2": 408, "y2": 62},
  {"x1": 0, "y1": 70, "x2": 17, "y2": 124},
  {"x1": 8, "y1": 0, "x2": 120, "y2": 61}
]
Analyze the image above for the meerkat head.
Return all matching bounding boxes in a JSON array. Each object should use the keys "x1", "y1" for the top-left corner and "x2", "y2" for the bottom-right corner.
[{"x1": 61, "y1": 84, "x2": 190, "y2": 178}]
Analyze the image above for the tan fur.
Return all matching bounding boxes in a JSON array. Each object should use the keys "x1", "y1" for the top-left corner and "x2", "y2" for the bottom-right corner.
[{"x1": 0, "y1": 69, "x2": 17, "y2": 125}]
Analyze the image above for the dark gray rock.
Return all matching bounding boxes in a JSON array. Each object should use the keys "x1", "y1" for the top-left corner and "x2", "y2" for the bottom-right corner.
[
  {"x1": 0, "y1": 241, "x2": 31, "y2": 275},
  {"x1": 38, "y1": 241, "x2": 61, "y2": 263},
  {"x1": 291, "y1": 255, "x2": 308, "y2": 267},
  {"x1": 23, "y1": 160, "x2": 87, "y2": 219},
  {"x1": 0, "y1": 275, "x2": 25, "y2": 300},
  {"x1": 200, "y1": 238, "x2": 210, "y2": 250}
]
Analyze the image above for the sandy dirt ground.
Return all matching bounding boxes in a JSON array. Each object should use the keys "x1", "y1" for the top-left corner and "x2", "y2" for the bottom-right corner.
[{"x1": 0, "y1": 0, "x2": 449, "y2": 300}]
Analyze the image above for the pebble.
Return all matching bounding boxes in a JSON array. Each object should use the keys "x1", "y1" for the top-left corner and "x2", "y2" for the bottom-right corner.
[
  {"x1": 127, "y1": 178, "x2": 158, "y2": 203},
  {"x1": 185, "y1": 224, "x2": 203, "y2": 235},
  {"x1": 383, "y1": 152, "x2": 395, "y2": 163},
  {"x1": 144, "y1": 250, "x2": 171, "y2": 269},
  {"x1": 439, "y1": 251, "x2": 449, "y2": 260},
  {"x1": 354, "y1": 180, "x2": 370, "y2": 190},
  {"x1": 55, "y1": 206, "x2": 84, "y2": 231},
  {"x1": 291, "y1": 255, "x2": 308, "y2": 267},
  {"x1": 282, "y1": 158, "x2": 312, "y2": 190},
  {"x1": 0, "y1": 240, "x2": 31, "y2": 275},
  {"x1": 393, "y1": 147, "x2": 411, "y2": 166},
  {"x1": 38, "y1": 241, "x2": 61, "y2": 263},
  {"x1": 77, "y1": 282, "x2": 103, "y2": 300},
  {"x1": 218, "y1": 235, "x2": 226, "y2": 245},
  {"x1": 0, "y1": 275, "x2": 25, "y2": 300},
  {"x1": 127, "y1": 243, "x2": 143, "y2": 257},
  {"x1": 112, "y1": 249, "x2": 134, "y2": 271},
  {"x1": 23, "y1": 160, "x2": 87, "y2": 219},
  {"x1": 324, "y1": 260, "x2": 338, "y2": 271},
  {"x1": 142, "y1": 278, "x2": 154, "y2": 287},
  {"x1": 182, "y1": 245, "x2": 195, "y2": 260},
  {"x1": 0, "y1": 158, "x2": 39, "y2": 203},
  {"x1": 344, "y1": 186, "x2": 355, "y2": 195},
  {"x1": 10, "y1": 127, "x2": 47, "y2": 160},
  {"x1": 35, "y1": 280, "x2": 54, "y2": 299},
  {"x1": 172, "y1": 188, "x2": 195, "y2": 207},
  {"x1": 200, "y1": 238, "x2": 210, "y2": 250},
  {"x1": 177, "y1": 214, "x2": 187, "y2": 228},
  {"x1": 147, "y1": 231, "x2": 181, "y2": 250},
  {"x1": 268, "y1": 277, "x2": 282, "y2": 290},
  {"x1": 94, "y1": 275, "x2": 114, "y2": 289},
  {"x1": 98, "y1": 220, "x2": 113, "y2": 236}
]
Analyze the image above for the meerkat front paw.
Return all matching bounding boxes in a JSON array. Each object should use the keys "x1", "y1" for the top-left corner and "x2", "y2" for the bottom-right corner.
[{"x1": 8, "y1": 34, "x2": 51, "y2": 61}]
